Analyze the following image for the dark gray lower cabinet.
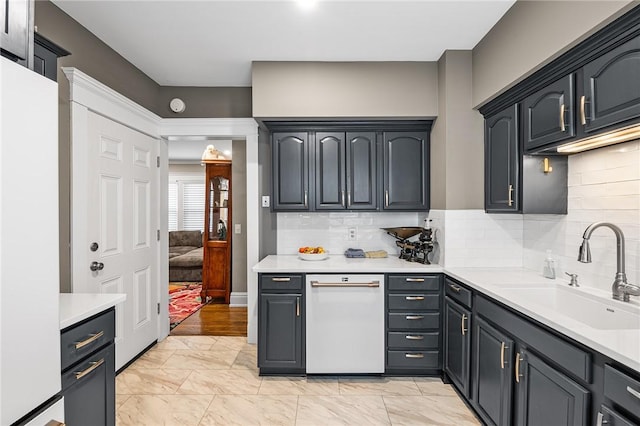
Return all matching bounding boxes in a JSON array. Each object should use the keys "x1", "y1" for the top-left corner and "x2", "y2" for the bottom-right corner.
[
  {"x1": 258, "y1": 292, "x2": 304, "y2": 374},
  {"x1": 443, "y1": 297, "x2": 471, "y2": 398},
  {"x1": 515, "y1": 349, "x2": 589, "y2": 426},
  {"x1": 473, "y1": 316, "x2": 514, "y2": 426}
]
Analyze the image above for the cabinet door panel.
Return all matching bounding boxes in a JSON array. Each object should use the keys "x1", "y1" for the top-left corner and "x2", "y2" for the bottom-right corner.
[
  {"x1": 383, "y1": 131, "x2": 429, "y2": 210},
  {"x1": 272, "y1": 132, "x2": 309, "y2": 210},
  {"x1": 516, "y1": 350, "x2": 589, "y2": 426},
  {"x1": 485, "y1": 105, "x2": 519, "y2": 212},
  {"x1": 258, "y1": 293, "x2": 303, "y2": 370},
  {"x1": 474, "y1": 317, "x2": 514, "y2": 426},
  {"x1": 582, "y1": 35, "x2": 640, "y2": 133},
  {"x1": 523, "y1": 75, "x2": 575, "y2": 152},
  {"x1": 315, "y1": 132, "x2": 346, "y2": 210},
  {"x1": 444, "y1": 298, "x2": 471, "y2": 398},
  {"x1": 346, "y1": 132, "x2": 377, "y2": 210}
]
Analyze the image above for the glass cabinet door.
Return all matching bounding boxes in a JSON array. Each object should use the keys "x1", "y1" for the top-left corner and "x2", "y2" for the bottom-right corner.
[{"x1": 208, "y1": 175, "x2": 229, "y2": 241}]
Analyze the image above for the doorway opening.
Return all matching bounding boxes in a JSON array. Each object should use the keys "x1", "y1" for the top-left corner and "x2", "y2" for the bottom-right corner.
[{"x1": 166, "y1": 136, "x2": 247, "y2": 336}]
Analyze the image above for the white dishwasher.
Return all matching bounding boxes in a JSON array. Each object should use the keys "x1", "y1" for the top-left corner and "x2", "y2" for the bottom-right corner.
[{"x1": 305, "y1": 274, "x2": 385, "y2": 374}]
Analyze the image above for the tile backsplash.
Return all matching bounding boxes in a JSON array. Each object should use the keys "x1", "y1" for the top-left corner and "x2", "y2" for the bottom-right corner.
[{"x1": 274, "y1": 141, "x2": 639, "y2": 294}]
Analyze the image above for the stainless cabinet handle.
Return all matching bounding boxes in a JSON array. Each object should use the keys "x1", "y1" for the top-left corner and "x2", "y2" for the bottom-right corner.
[
  {"x1": 341, "y1": 190, "x2": 345, "y2": 207},
  {"x1": 580, "y1": 95, "x2": 587, "y2": 125},
  {"x1": 500, "y1": 342, "x2": 508, "y2": 369},
  {"x1": 304, "y1": 190, "x2": 308, "y2": 207},
  {"x1": 627, "y1": 386, "x2": 640, "y2": 399},
  {"x1": 448, "y1": 283, "x2": 461, "y2": 292},
  {"x1": 74, "y1": 358, "x2": 104, "y2": 380},
  {"x1": 310, "y1": 281, "x2": 379, "y2": 288},
  {"x1": 461, "y1": 314, "x2": 467, "y2": 336},
  {"x1": 515, "y1": 352, "x2": 523, "y2": 383},
  {"x1": 296, "y1": 296, "x2": 300, "y2": 317},
  {"x1": 596, "y1": 412, "x2": 610, "y2": 425},
  {"x1": 405, "y1": 353, "x2": 424, "y2": 359},
  {"x1": 271, "y1": 277, "x2": 291, "y2": 282},
  {"x1": 75, "y1": 331, "x2": 104, "y2": 350},
  {"x1": 507, "y1": 184, "x2": 514, "y2": 207},
  {"x1": 406, "y1": 315, "x2": 424, "y2": 320},
  {"x1": 347, "y1": 191, "x2": 351, "y2": 207},
  {"x1": 405, "y1": 278, "x2": 425, "y2": 282},
  {"x1": 385, "y1": 189, "x2": 389, "y2": 207},
  {"x1": 405, "y1": 296, "x2": 425, "y2": 301},
  {"x1": 405, "y1": 335, "x2": 424, "y2": 340},
  {"x1": 560, "y1": 103, "x2": 566, "y2": 132}
]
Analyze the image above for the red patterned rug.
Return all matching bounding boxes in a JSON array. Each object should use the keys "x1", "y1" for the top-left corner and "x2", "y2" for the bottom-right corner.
[{"x1": 169, "y1": 283, "x2": 205, "y2": 328}]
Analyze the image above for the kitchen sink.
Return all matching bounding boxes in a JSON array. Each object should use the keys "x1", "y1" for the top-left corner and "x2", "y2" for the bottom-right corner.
[{"x1": 501, "y1": 286, "x2": 640, "y2": 330}]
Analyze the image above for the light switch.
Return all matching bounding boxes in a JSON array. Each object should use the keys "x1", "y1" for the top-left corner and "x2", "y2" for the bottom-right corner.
[
  {"x1": 235, "y1": 224, "x2": 242, "y2": 234},
  {"x1": 261, "y1": 196, "x2": 270, "y2": 207}
]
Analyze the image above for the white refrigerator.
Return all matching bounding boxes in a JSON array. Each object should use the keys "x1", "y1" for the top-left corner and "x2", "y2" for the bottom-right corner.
[{"x1": 0, "y1": 56, "x2": 63, "y2": 424}]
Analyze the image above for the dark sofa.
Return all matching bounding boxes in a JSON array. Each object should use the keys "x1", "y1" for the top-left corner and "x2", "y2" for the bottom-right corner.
[{"x1": 169, "y1": 230, "x2": 203, "y2": 282}]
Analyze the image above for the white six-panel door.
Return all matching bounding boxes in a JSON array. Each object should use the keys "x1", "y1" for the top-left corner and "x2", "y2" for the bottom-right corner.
[{"x1": 73, "y1": 110, "x2": 159, "y2": 370}]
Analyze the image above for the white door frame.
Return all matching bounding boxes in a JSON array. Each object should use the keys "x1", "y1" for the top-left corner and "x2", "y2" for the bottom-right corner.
[{"x1": 64, "y1": 68, "x2": 260, "y2": 345}]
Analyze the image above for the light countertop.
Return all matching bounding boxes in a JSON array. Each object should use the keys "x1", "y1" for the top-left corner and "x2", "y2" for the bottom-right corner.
[
  {"x1": 252, "y1": 256, "x2": 640, "y2": 373},
  {"x1": 59, "y1": 293, "x2": 126, "y2": 330}
]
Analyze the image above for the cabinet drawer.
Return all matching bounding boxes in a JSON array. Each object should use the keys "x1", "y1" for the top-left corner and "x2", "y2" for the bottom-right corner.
[
  {"x1": 444, "y1": 277, "x2": 472, "y2": 308},
  {"x1": 260, "y1": 274, "x2": 303, "y2": 291},
  {"x1": 604, "y1": 365, "x2": 640, "y2": 418},
  {"x1": 388, "y1": 275, "x2": 440, "y2": 291},
  {"x1": 388, "y1": 294, "x2": 439, "y2": 311},
  {"x1": 599, "y1": 405, "x2": 637, "y2": 426},
  {"x1": 61, "y1": 309, "x2": 115, "y2": 371},
  {"x1": 388, "y1": 312, "x2": 439, "y2": 330},
  {"x1": 387, "y1": 350, "x2": 439, "y2": 369},
  {"x1": 388, "y1": 332, "x2": 439, "y2": 350}
]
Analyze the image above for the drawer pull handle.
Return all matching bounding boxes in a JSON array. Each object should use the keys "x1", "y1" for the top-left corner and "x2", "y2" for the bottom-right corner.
[
  {"x1": 627, "y1": 386, "x2": 640, "y2": 400},
  {"x1": 385, "y1": 190, "x2": 389, "y2": 207},
  {"x1": 405, "y1": 315, "x2": 424, "y2": 320},
  {"x1": 75, "y1": 331, "x2": 104, "y2": 350},
  {"x1": 405, "y1": 278, "x2": 425, "y2": 282},
  {"x1": 405, "y1": 353, "x2": 424, "y2": 359},
  {"x1": 45, "y1": 421, "x2": 65, "y2": 426},
  {"x1": 461, "y1": 314, "x2": 467, "y2": 336},
  {"x1": 405, "y1": 335, "x2": 424, "y2": 340},
  {"x1": 271, "y1": 277, "x2": 291, "y2": 282},
  {"x1": 405, "y1": 296, "x2": 425, "y2": 301},
  {"x1": 311, "y1": 281, "x2": 379, "y2": 288},
  {"x1": 74, "y1": 358, "x2": 104, "y2": 380},
  {"x1": 500, "y1": 342, "x2": 508, "y2": 369},
  {"x1": 448, "y1": 284, "x2": 461, "y2": 292},
  {"x1": 296, "y1": 296, "x2": 300, "y2": 317},
  {"x1": 596, "y1": 412, "x2": 608, "y2": 426}
]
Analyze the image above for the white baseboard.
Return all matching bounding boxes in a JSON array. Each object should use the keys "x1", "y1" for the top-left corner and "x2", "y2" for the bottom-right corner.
[{"x1": 229, "y1": 292, "x2": 247, "y2": 307}]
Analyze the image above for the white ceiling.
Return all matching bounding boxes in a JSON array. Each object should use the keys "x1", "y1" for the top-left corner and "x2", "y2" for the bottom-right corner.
[{"x1": 51, "y1": 0, "x2": 516, "y2": 87}]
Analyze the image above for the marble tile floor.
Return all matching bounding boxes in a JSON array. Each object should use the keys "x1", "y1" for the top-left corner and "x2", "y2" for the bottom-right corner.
[{"x1": 116, "y1": 336, "x2": 481, "y2": 426}]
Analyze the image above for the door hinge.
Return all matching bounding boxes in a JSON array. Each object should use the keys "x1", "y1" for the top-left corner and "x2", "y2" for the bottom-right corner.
[
  {"x1": 157, "y1": 303, "x2": 160, "y2": 315},
  {"x1": 157, "y1": 229, "x2": 160, "y2": 241},
  {"x1": 156, "y1": 156, "x2": 160, "y2": 168}
]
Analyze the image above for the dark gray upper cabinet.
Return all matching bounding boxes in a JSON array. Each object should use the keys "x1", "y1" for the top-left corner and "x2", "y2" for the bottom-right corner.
[
  {"x1": 272, "y1": 132, "x2": 310, "y2": 211},
  {"x1": 581, "y1": 34, "x2": 640, "y2": 134},
  {"x1": 258, "y1": 292, "x2": 304, "y2": 373},
  {"x1": 523, "y1": 75, "x2": 575, "y2": 153},
  {"x1": 346, "y1": 132, "x2": 377, "y2": 210},
  {"x1": 515, "y1": 349, "x2": 589, "y2": 426},
  {"x1": 315, "y1": 131, "x2": 377, "y2": 210},
  {"x1": 485, "y1": 105, "x2": 519, "y2": 213},
  {"x1": 473, "y1": 316, "x2": 514, "y2": 426},
  {"x1": 0, "y1": 0, "x2": 31, "y2": 61},
  {"x1": 444, "y1": 297, "x2": 471, "y2": 398},
  {"x1": 32, "y1": 33, "x2": 70, "y2": 82},
  {"x1": 382, "y1": 131, "x2": 429, "y2": 211}
]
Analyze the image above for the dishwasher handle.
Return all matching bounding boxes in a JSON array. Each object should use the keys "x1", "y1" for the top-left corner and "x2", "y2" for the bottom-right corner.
[{"x1": 310, "y1": 280, "x2": 380, "y2": 288}]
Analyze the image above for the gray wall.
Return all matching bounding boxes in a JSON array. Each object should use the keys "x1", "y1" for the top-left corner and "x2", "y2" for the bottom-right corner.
[
  {"x1": 168, "y1": 164, "x2": 204, "y2": 174},
  {"x1": 231, "y1": 140, "x2": 247, "y2": 293},
  {"x1": 34, "y1": 1, "x2": 252, "y2": 290},
  {"x1": 472, "y1": 0, "x2": 634, "y2": 107},
  {"x1": 258, "y1": 127, "x2": 277, "y2": 259},
  {"x1": 252, "y1": 61, "x2": 438, "y2": 118}
]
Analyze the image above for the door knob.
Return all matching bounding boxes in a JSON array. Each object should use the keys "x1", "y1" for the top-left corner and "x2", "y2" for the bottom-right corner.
[{"x1": 90, "y1": 261, "x2": 104, "y2": 272}]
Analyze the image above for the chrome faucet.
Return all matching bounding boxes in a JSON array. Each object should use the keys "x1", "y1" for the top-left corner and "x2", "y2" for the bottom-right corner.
[{"x1": 578, "y1": 222, "x2": 640, "y2": 302}]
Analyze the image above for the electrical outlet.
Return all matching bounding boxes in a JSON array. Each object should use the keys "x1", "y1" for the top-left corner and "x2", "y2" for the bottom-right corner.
[
  {"x1": 261, "y1": 196, "x2": 270, "y2": 208},
  {"x1": 348, "y1": 227, "x2": 357, "y2": 241}
]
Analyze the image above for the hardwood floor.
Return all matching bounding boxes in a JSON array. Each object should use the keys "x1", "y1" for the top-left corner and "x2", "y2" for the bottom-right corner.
[{"x1": 170, "y1": 302, "x2": 247, "y2": 336}]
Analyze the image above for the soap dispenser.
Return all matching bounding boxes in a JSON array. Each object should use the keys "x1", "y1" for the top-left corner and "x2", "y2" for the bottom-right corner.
[{"x1": 543, "y1": 250, "x2": 556, "y2": 279}]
